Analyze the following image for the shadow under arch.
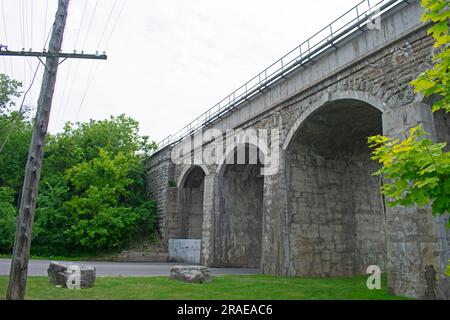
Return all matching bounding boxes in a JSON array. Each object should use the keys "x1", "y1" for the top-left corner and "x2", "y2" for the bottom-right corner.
[
  {"x1": 283, "y1": 96, "x2": 387, "y2": 277},
  {"x1": 283, "y1": 90, "x2": 386, "y2": 151},
  {"x1": 214, "y1": 143, "x2": 265, "y2": 268},
  {"x1": 175, "y1": 165, "x2": 208, "y2": 239}
]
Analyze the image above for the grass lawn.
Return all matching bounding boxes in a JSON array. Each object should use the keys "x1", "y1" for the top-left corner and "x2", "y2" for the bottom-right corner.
[{"x1": 0, "y1": 274, "x2": 410, "y2": 300}]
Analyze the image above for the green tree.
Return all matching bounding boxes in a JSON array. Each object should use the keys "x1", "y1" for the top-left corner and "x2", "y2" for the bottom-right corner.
[
  {"x1": 0, "y1": 74, "x2": 27, "y2": 254},
  {"x1": 368, "y1": 127, "x2": 449, "y2": 217},
  {"x1": 32, "y1": 177, "x2": 71, "y2": 255},
  {"x1": 411, "y1": 0, "x2": 450, "y2": 113},
  {"x1": 30, "y1": 115, "x2": 157, "y2": 255},
  {"x1": 0, "y1": 73, "x2": 21, "y2": 115},
  {"x1": 0, "y1": 187, "x2": 17, "y2": 253},
  {"x1": 43, "y1": 115, "x2": 154, "y2": 175},
  {"x1": 369, "y1": 0, "x2": 450, "y2": 215},
  {"x1": 62, "y1": 149, "x2": 154, "y2": 251},
  {"x1": 0, "y1": 113, "x2": 32, "y2": 192},
  {"x1": 368, "y1": 0, "x2": 449, "y2": 275}
]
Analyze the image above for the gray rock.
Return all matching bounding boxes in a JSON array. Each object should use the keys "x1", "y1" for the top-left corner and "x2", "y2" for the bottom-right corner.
[
  {"x1": 170, "y1": 266, "x2": 213, "y2": 283},
  {"x1": 47, "y1": 262, "x2": 96, "y2": 288}
]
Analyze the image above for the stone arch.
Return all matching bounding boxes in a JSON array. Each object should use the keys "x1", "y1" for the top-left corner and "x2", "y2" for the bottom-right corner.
[
  {"x1": 216, "y1": 142, "x2": 266, "y2": 176},
  {"x1": 176, "y1": 165, "x2": 208, "y2": 239},
  {"x1": 177, "y1": 164, "x2": 210, "y2": 189},
  {"x1": 283, "y1": 91, "x2": 386, "y2": 151},
  {"x1": 214, "y1": 143, "x2": 265, "y2": 268},
  {"x1": 284, "y1": 96, "x2": 387, "y2": 277}
]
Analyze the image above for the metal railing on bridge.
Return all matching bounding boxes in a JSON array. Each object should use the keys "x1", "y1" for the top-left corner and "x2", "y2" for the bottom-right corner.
[{"x1": 155, "y1": 0, "x2": 407, "y2": 152}]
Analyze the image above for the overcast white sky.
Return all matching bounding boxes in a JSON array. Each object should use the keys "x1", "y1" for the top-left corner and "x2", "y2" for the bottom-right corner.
[{"x1": 1, "y1": 0, "x2": 361, "y2": 143}]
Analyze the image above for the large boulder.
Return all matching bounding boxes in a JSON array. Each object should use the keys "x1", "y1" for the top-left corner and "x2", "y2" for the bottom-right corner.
[
  {"x1": 47, "y1": 262, "x2": 96, "y2": 288},
  {"x1": 170, "y1": 266, "x2": 213, "y2": 283}
]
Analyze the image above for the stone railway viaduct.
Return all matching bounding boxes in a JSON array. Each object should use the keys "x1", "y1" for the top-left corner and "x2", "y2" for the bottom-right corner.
[{"x1": 146, "y1": 0, "x2": 450, "y2": 299}]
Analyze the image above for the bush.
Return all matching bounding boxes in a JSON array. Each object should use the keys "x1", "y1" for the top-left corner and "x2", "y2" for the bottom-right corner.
[
  {"x1": 0, "y1": 187, "x2": 17, "y2": 253},
  {"x1": 0, "y1": 114, "x2": 158, "y2": 256},
  {"x1": 32, "y1": 178, "x2": 72, "y2": 256}
]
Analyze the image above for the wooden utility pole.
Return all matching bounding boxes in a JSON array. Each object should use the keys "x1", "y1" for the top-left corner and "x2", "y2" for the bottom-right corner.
[
  {"x1": 6, "y1": 0, "x2": 70, "y2": 300},
  {"x1": 5, "y1": 0, "x2": 107, "y2": 300}
]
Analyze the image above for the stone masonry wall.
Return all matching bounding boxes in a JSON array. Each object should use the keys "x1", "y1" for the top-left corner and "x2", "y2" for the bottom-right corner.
[
  {"x1": 145, "y1": 147, "x2": 174, "y2": 242},
  {"x1": 216, "y1": 163, "x2": 264, "y2": 268}
]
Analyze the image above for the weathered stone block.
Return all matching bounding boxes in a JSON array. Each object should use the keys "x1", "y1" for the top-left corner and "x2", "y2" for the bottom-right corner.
[
  {"x1": 170, "y1": 266, "x2": 213, "y2": 283},
  {"x1": 47, "y1": 262, "x2": 96, "y2": 288}
]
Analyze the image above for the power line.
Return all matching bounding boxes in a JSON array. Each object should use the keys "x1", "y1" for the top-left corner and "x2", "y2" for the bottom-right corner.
[
  {"x1": 96, "y1": 0, "x2": 118, "y2": 50},
  {"x1": 18, "y1": 0, "x2": 24, "y2": 47},
  {"x1": 54, "y1": 0, "x2": 87, "y2": 129},
  {"x1": 104, "y1": 0, "x2": 128, "y2": 50},
  {"x1": 81, "y1": 0, "x2": 99, "y2": 50},
  {"x1": 55, "y1": 0, "x2": 99, "y2": 130},
  {"x1": 43, "y1": 0, "x2": 49, "y2": 49},
  {"x1": 75, "y1": 0, "x2": 127, "y2": 123},
  {"x1": 23, "y1": 0, "x2": 28, "y2": 48},
  {"x1": 30, "y1": 0, "x2": 33, "y2": 50},
  {"x1": 1, "y1": 0, "x2": 13, "y2": 77},
  {"x1": 73, "y1": 0, "x2": 88, "y2": 49},
  {"x1": 74, "y1": 61, "x2": 100, "y2": 122}
]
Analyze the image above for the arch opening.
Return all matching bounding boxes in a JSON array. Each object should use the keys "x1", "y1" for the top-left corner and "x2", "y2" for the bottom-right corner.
[
  {"x1": 286, "y1": 99, "x2": 387, "y2": 276},
  {"x1": 216, "y1": 144, "x2": 264, "y2": 268},
  {"x1": 178, "y1": 166, "x2": 206, "y2": 239}
]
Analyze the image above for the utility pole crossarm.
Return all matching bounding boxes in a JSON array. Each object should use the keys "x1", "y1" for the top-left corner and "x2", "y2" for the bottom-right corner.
[{"x1": 0, "y1": 50, "x2": 107, "y2": 60}]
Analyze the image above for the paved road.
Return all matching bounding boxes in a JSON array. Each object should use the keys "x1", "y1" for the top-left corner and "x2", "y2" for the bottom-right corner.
[{"x1": 0, "y1": 259, "x2": 259, "y2": 277}]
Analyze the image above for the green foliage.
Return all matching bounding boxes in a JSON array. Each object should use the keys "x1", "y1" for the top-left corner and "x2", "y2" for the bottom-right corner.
[
  {"x1": 32, "y1": 178, "x2": 71, "y2": 255},
  {"x1": 0, "y1": 73, "x2": 21, "y2": 115},
  {"x1": 0, "y1": 110, "x2": 158, "y2": 256},
  {"x1": 61, "y1": 149, "x2": 156, "y2": 252},
  {"x1": 447, "y1": 261, "x2": 450, "y2": 276},
  {"x1": 411, "y1": 0, "x2": 450, "y2": 112},
  {"x1": 369, "y1": 126, "x2": 449, "y2": 221},
  {"x1": 369, "y1": 0, "x2": 450, "y2": 218},
  {"x1": 0, "y1": 113, "x2": 32, "y2": 191},
  {"x1": 43, "y1": 115, "x2": 155, "y2": 175},
  {"x1": 168, "y1": 180, "x2": 177, "y2": 188},
  {"x1": 31, "y1": 116, "x2": 157, "y2": 255},
  {"x1": 0, "y1": 187, "x2": 17, "y2": 252}
]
